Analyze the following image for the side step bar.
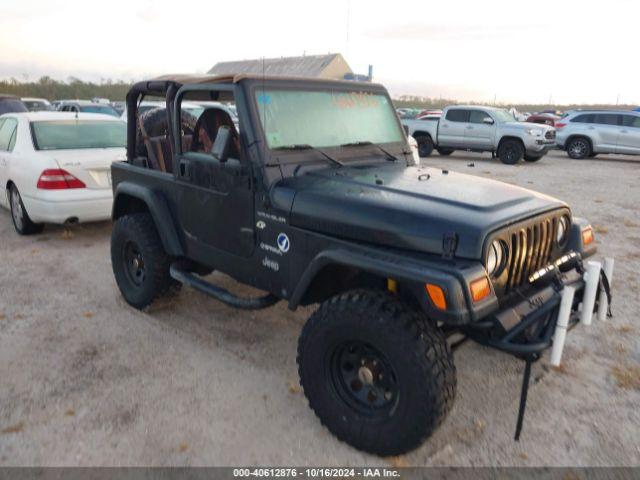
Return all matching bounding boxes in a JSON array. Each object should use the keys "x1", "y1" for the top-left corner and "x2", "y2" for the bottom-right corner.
[{"x1": 169, "y1": 264, "x2": 280, "y2": 310}]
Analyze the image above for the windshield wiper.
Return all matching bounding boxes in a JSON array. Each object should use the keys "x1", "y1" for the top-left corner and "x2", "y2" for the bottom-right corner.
[
  {"x1": 274, "y1": 144, "x2": 344, "y2": 168},
  {"x1": 340, "y1": 141, "x2": 399, "y2": 162}
]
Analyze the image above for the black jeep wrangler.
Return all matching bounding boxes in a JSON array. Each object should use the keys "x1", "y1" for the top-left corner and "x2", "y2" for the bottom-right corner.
[{"x1": 110, "y1": 74, "x2": 610, "y2": 456}]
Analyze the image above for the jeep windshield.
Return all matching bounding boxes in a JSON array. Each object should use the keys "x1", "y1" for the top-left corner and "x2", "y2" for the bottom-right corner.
[{"x1": 254, "y1": 89, "x2": 404, "y2": 150}]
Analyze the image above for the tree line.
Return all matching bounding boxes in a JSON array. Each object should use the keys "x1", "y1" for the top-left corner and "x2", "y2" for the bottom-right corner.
[
  {"x1": 0, "y1": 77, "x2": 131, "y2": 101},
  {"x1": 1, "y1": 77, "x2": 636, "y2": 112}
]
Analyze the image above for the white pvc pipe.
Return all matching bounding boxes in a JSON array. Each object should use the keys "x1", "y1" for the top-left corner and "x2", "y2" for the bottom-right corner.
[
  {"x1": 597, "y1": 257, "x2": 614, "y2": 321},
  {"x1": 550, "y1": 285, "x2": 576, "y2": 367},
  {"x1": 579, "y1": 261, "x2": 601, "y2": 327}
]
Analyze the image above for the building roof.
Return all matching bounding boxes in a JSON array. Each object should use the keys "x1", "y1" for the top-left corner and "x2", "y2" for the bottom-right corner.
[{"x1": 207, "y1": 54, "x2": 352, "y2": 79}]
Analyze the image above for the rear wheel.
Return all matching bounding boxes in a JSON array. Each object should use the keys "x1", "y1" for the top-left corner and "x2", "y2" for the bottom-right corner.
[
  {"x1": 111, "y1": 212, "x2": 174, "y2": 309},
  {"x1": 437, "y1": 148, "x2": 454, "y2": 156},
  {"x1": 297, "y1": 289, "x2": 456, "y2": 456},
  {"x1": 8, "y1": 185, "x2": 44, "y2": 235},
  {"x1": 566, "y1": 137, "x2": 591, "y2": 159},
  {"x1": 414, "y1": 134, "x2": 434, "y2": 157},
  {"x1": 523, "y1": 153, "x2": 544, "y2": 162},
  {"x1": 498, "y1": 139, "x2": 524, "y2": 164}
]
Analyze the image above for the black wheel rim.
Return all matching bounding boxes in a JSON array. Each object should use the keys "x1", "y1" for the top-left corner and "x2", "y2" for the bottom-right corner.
[
  {"x1": 123, "y1": 241, "x2": 146, "y2": 287},
  {"x1": 418, "y1": 141, "x2": 431, "y2": 157},
  {"x1": 330, "y1": 340, "x2": 399, "y2": 416},
  {"x1": 504, "y1": 146, "x2": 517, "y2": 162}
]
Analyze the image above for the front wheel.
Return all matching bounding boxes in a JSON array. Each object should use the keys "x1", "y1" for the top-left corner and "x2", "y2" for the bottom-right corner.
[
  {"x1": 523, "y1": 153, "x2": 544, "y2": 162},
  {"x1": 414, "y1": 134, "x2": 434, "y2": 157},
  {"x1": 297, "y1": 290, "x2": 456, "y2": 456},
  {"x1": 111, "y1": 213, "x2": 174, "y2": 309},
  {"x1": 9, "y1": 185, "x2": 44, "y2": 235},
  {"x1": 498, "y1": 139, "x2": 524, "y2": 164}
]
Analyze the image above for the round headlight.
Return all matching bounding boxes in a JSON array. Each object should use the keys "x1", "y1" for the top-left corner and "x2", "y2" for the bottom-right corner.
[
  {"x1": 557, "y1": 216, "x2": 569, "y2": 244},
  {"x1": 486, "y1": 240, "x2": 506, "y2": 277}
]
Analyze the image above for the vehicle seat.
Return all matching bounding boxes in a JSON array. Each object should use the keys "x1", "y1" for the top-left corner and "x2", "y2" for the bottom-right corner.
[{"x1": 191, "y1": 108, "x2": 240, "y2": 158}]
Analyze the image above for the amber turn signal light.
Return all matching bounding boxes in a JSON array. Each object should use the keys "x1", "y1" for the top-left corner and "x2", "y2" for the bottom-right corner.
[
  {"x1": 470, "y1": 277, "x2": 491, "y2": 303},
  {"x1": 425, "y1": 284, "x2": 447, "y2": 310},
  {"x1": 582, "y1": 226, "x2": 594, "y2": 246}
]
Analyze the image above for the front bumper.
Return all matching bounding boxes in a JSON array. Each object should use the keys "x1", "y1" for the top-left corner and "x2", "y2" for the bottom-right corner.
[
  {"x1": 525, "y1": 138, "x2": 556, "y2": 155},
  {"x1": 462, "y1": 254, "x2": 610, "y2": 361}
]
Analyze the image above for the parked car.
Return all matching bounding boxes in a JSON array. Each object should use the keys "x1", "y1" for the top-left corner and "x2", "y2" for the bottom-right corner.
[
  {"x1": 555, "y1": 110, "x2": 640, "y2": 159},
  {"x1": 109, "y1": 74, "x2": 606, "y2": 456},
  {"x1": 526, "y1": 113, "x2": 560, "y2": 127},
  {"x1": 0, "y1": 94, "x2": 28, "y2": 115},
  {"x1": 21, "y1": 97, "x2": 54, "y2": 112},
  {"x1": 56, "y1": 100, "x2": 120, "y2": 117},
  {"x1": 402, "y1": 105, "x2": 556, "y2": 163},
  {"x1": 111, "y1": 101, "x2": 126, "y2": 116},
  {"x1": 0, "y1": 111, "x2": 126, "y2": 234}
]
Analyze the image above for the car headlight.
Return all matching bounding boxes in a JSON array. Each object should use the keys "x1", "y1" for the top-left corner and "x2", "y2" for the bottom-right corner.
[
  {"x1": 486, "y1": 240, "x2": 507, "y2": 277},
  {"x1": 557, "y1": 216, "x2": 570, "y2": 244},
  {"x1": 525, "y1": 128, "x2": 543, "y2": 136}
]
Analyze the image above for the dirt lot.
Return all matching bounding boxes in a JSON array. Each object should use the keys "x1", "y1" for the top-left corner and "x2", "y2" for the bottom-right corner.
[{"x1": 0, "y1": 150, "x2": 638, "y2": 467}]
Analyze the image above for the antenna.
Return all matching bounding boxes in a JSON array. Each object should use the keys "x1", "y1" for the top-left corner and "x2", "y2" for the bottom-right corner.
[{"x1": 345, "y1": 0, "x2": 351, "y2": 56}]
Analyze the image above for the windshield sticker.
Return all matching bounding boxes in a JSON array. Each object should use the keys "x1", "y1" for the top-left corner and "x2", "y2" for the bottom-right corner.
[
  {"x1": 277, "y1": 233, "x2": 290, "y2": 253},
  {"x1": 256, "y1": 220, "x2": 266, "y2": 230},
  {"x1": 331, "y1": 92, "x2": 380, "y2": 110},
  {"x1": 257, "y1": 94, "x2": 271, "y2": 105}
]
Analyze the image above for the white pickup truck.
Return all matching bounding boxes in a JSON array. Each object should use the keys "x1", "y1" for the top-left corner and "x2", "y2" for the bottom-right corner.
[{"x1": 402, "y1": 105, "x2": 557, "y2": 164}]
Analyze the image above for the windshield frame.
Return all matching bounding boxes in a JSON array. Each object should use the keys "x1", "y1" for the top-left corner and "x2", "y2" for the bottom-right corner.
[
  {"x1": 30, "y1": 119, "x2": 126, "y2": 151},
  {"x1": 245, "y1": 79, "x2": 408, "y2": 165}
]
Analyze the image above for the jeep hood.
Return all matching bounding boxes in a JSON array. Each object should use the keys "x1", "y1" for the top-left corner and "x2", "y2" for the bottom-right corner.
[{"x1": 276, "y1": 164, "x2": 567, "y2": 259}]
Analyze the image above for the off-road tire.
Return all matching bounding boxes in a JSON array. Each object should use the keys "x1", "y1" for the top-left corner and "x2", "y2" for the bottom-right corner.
[
  {"x1": 414, "y1": 134, "x2": 434, "y2": 157},
  {"x1": 111, "y1": 213, "x2": 174, "y2": 309},
  {"x1": 437, "y1": 148, "x2": 454, "y2": 156},
  {"x1": 566, "y1": 137, "x2": 591, "y2": 159},
  {"x1": 8, "y1": 185, "x2": 44, "y2": 235},
  {"x1": 498, "y1": 139, "x2": 524, "y2": 164},
  {"x1": 297, "y1": 289, "x2": 456, "y2": 456},
  {"x1": 523, "y1": 153, "x2": 544, "y2": 162}
]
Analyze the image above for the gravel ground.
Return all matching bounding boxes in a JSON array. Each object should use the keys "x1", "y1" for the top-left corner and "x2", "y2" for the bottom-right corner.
[{"x1": 0, "y1": 150, "x2": 638, "y2": 467}]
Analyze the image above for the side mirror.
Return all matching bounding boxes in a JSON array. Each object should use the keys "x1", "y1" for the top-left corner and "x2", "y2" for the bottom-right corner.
[
  {"x1": 211, "y1": 126, "x2": 232, "y2": 163},
  {"x1": 483, "y1": 117, "x2": 495, "y2": 125}
]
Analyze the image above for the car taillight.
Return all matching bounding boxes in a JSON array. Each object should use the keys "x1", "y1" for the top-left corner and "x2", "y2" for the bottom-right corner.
[
  {"x1": 555, "y1": 122, "x2": 566, "y2": 129},
  {"x1": 37, "y1": 169, "x2": 86, "y2": 189}
]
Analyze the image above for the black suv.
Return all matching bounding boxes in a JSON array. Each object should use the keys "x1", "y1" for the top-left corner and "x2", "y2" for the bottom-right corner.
[{"x1": 110, "y1": 74, "x2": 607, "y2": 455}]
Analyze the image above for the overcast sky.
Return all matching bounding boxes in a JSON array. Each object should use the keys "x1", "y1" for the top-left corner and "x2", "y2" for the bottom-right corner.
[{"x1": 1, "y1": 0, "x2": 638, "y2": 104}]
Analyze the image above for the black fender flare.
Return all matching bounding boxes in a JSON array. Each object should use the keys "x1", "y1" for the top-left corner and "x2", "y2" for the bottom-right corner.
[
  {"x1": 112, "y1": 181, "x2": 184, "y2": 257},
  {"x1": 288, "y1": 247, "x2": 495, "y2": 325}
]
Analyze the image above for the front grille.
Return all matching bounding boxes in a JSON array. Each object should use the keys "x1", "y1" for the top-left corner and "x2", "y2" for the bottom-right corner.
[
  {"x1": 545, "y1": 130, "x2": 556, "y2": 140},
  {"x1": 488, "y1": 212, "x2": 569, "y2": 299},
  {"x1": 504, "y1": 217, "x2": 557, "y2": 293}
]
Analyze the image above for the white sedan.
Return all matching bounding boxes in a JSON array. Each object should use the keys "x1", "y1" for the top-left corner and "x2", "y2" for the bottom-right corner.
[{"x1": 0, "y1": 111, "x2": 126, "y2": 235}]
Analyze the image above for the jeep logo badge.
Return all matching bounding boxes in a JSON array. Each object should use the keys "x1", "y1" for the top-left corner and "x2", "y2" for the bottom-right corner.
[{"x1": 277, "y1": 233, "x2": 290, "y2": 253}]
